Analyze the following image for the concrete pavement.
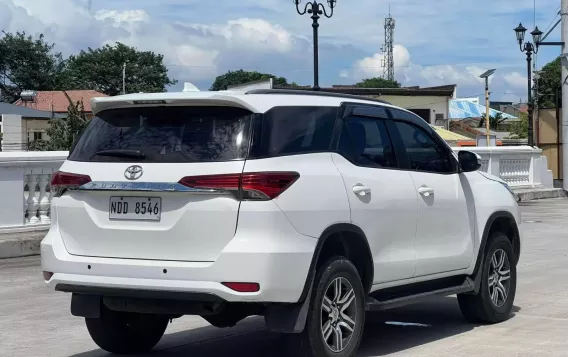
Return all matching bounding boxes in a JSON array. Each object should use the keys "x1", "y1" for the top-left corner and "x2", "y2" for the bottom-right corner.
[{"x1": 2, "y1": 198, "x2": 568, "y2": 356}]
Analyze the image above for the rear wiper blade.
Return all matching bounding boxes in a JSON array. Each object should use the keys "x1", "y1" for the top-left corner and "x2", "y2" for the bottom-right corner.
[{"x1": 91, "y1": 149, "x2": 146, "y2": 159}]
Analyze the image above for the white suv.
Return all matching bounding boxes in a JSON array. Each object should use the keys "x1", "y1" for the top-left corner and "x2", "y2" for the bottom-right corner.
[{"x1": 41, "y1": 89, "x2": 522, "y2": 357}]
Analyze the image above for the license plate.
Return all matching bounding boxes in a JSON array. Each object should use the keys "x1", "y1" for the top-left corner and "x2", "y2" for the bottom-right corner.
[{"x1": 109, "y1": 197, "x2": 162, "y2": 221}]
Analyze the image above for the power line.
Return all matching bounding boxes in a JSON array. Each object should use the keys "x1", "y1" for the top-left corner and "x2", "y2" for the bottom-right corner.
[{"x1": 544, "y1": 6, "x2": 562, "y2": 33}]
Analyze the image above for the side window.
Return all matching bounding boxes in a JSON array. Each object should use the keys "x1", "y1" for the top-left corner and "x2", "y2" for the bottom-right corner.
[
  {"x1": 394, "y1": 121, "x2": 456, "y2": 174},
  {"x1": 339, "y1": 116, "x2": 397, "y2": 168}
]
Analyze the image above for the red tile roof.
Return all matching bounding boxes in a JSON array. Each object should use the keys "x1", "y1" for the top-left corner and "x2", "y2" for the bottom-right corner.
[{"x1": 13, "y1": 90, "x2": 108, "y2": 113}]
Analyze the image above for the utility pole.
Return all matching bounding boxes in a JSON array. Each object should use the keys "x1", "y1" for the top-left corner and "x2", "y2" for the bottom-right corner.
[
  {"x1": 562, "y1": 0, "x2": 568, "y2": 189},
  {"x1": 122, "y1": 63, "x2": 126, "y2": 95},
  {"x1": 485, "y1": 81, "x2": 491, "y2": 146},
  {"x1": 480, "y1": 69, "x2": 496, "y2": 146}
]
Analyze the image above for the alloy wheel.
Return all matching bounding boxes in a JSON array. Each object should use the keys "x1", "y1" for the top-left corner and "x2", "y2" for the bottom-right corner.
[
  {"x1": 488, "y1": 248, "x2": 511, "y2": 308},
  {"x1": 321, "y1": 277, "x2": 357, "y2": 352}
]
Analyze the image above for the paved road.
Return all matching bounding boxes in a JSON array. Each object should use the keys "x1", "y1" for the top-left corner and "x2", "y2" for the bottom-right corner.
[{"x1": 2, "y1": 199, "x2": 568, "y2": 356}]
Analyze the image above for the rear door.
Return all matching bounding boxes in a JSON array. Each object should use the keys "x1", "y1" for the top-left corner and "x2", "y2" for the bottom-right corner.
[
  {"x1": 54, "y1": 105, "x2": 254, "y2": 262},
  {"x1": 331, "y1": 105, "x2": 419, "y2": 283},
  {"x1": 386, "y1": 110, "x2": 474, "y2": 276}
]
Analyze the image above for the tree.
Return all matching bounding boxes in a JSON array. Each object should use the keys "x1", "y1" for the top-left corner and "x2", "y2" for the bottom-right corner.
[
  {"x1": 209, "y1": 70, "x2": 293, "y2": 91},
  {"x1": 29, "y1": 92, "x2": 89, "y2": 151},
  {"x1": 355, "y1": 77, "x2": 401, "y2": 88},
  {"x1": 0, "y1": 31, "x2": 65, "y2": 103},
  {"x1": 60, "y1": 42, "x2": 177, "y2": 96},
  {"x1": 479, "y1": 113, "x2": 508, "y2": 130},
  {"x1": 507, "y1": 112, "x2": 529, "y2": 139},
  {"x1": 536, "y1": 56, "x2": 561, "y2": 108}
]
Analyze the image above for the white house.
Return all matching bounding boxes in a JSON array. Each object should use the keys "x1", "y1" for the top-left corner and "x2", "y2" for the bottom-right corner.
[{"x1": 0, "y1": 102, "x2": 66, "y2": 151}]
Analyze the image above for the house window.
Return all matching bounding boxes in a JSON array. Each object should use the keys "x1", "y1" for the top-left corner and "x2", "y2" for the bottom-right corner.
[{"x1": 28, "y1": 131, "x2": 45, "y2": 142}]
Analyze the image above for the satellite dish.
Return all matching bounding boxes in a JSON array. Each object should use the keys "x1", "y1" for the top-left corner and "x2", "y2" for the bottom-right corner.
[{"x1": 182, "y1": 82, "x2": 200, "y2": 92}]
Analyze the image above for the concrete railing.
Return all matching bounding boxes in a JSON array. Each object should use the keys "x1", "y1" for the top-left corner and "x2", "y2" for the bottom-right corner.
[
  {"x1": 0, "y1": 147, "x2": 555, "y2": 231},
  {"x1": 0, "y1": 152, "x2": 67, "y2": 231},
  {"x1": 452, "y1": 146, "x2": 554, "y2": 189}
]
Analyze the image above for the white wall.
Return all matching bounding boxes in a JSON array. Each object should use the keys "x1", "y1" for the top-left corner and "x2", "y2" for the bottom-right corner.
[
  {"x1": 1, "y1": 114, "x2": 26, "y2": 152},
  {"x1": 23, "y1": 119, "x2": 50, "y2": 142},
  {"x1": 379, "y1": 95, "x2": 450, "y2": 123}
]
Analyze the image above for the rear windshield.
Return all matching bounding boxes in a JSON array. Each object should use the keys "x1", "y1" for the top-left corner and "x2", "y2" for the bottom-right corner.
[{"x1": 68, "y1": 106, "x2": 254, "y2": 163}]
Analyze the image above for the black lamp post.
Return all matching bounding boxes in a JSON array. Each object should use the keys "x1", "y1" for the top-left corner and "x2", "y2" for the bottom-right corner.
[
  {"x1": 514, "y1": 23, "x2": 543, "y2": 147},
  {"x1": 294, "y1": 0, "x2": 337, "y2": 91}
]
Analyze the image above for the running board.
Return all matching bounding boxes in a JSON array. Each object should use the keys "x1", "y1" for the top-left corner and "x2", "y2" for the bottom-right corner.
[{"x1": 365, "y1": 277, "x2": 475, "y2": 312}]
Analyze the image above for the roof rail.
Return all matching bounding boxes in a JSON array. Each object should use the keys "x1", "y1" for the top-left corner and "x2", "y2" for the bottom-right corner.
[{"x1": 245, "y1": 89, "x2": 392, "y2": 105}]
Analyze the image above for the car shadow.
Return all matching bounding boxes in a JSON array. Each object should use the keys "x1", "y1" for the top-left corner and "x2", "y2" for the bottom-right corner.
[{"x1": 71, "y1": 297, "x2": 519, "y2": 357}]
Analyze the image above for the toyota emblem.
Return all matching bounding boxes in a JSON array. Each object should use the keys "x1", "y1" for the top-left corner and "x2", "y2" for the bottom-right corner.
[{"x1": 124, "y1": 165, "x2": 143, "y2": 180}]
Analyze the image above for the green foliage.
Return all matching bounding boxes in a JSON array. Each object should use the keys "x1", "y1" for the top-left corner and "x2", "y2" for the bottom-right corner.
[
  {"x1": 209, "y1": 70, "x2": 293, "y2": 91},
  {"x1": 0, "y1": 31, "x2": 65, "y2": 103},
  {"x1": 355, "y1": 77, "x2": 401, "y2": 88},
  {"x1": 61, "y1": 42, "x2": 177, "y2": 96},
  {"x1": 28, "y1": 92, "x2": 89, "y2": 151},
  {"x1": 507, "y1": 112, "x2": 529, "y2": 139},
  {"x1": 0, "y1": 32, "x2": 177, "y2": 100},
  {"x1": 536, "y1": 56, "x2": 561, "y2": 108},
  {"x1": 479, "y1": 113, "x2": 508, "y2": 130}
]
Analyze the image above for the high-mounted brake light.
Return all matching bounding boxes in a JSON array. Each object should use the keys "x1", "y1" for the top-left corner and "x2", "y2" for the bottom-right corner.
[
  {"x1": 51, "y1": 171, "x2": 92, "y2": 196},
  {"x1": 179, "y1": 172, "x2": 299, "y2": 200}
]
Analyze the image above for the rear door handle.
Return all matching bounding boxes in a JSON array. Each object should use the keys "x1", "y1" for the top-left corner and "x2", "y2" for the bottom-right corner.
[
  {"x1": 352, "y1": 184, "x2": 371, "y2": 196},
  {"x1": 417, "y1": 185, "x2": 435, "y2": 197}
]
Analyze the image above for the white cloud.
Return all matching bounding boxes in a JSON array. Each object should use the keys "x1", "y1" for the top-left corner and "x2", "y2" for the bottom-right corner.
[
  {"x1": 504, "y1": 72, "x2": 528, "y2": 89},
  {"x1": 345, "y1": 45, "x2": 485, "y2": 86},
  {"x1": 173, "y1": 44, "x2": 220, "y2": 79},
  {"x1": 0, "y1": 0, "x2": 543, "y2": 99},
  {"x1": 344, "y1": 44, "x2": 526, "y2": 99},
  {"x1": 223, "y1": 18, "x2": 293, "y2": 53},
  {"x1": 0, "y1": 0, "x2": 299, "y2": 84},
  {"x1": 94, "y1": 10, "x2": 150, "y2": 24},
  {"x1": 351, "y1": 45, "x2": 411, "y2": 79}
]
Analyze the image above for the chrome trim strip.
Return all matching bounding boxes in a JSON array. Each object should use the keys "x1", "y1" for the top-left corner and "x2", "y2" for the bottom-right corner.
[{"x1": 78, "y1": 181, "x2": 219, "y2": 193}]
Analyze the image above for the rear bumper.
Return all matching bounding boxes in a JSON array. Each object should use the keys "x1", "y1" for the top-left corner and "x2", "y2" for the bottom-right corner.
[{"x1": 41, "y1": 204, "x2": 317, "y2": 304}]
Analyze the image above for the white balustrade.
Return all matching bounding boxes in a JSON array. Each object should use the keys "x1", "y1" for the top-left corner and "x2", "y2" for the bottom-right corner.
[
  {"x1": 0, "y1": 147, "x2": 556, "y2": 231},
  {"x1": 452, "y1": 146, "x2": 554, "y2": 189},
  {"x1": 0, "y1": 151, "x2": 68, "y2": 231}
]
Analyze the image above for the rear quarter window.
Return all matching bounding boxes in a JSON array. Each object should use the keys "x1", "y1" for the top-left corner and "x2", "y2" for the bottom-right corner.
[{"x1": 249, "y1": 106, "x2": 338, "y2": 159}]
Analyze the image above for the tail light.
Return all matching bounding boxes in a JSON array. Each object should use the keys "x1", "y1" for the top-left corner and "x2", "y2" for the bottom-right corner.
[
  {"x1": 51, "y1": 171, "x2": 92, "y2": 197},
  {"x1": 179, "y1": 172, "x2": 299, "y2": 200}
]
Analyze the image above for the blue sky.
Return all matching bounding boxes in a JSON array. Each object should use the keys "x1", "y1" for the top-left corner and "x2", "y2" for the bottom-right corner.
[{"x1": 0, "y1": 0, "x2": 563, "y2": 102}]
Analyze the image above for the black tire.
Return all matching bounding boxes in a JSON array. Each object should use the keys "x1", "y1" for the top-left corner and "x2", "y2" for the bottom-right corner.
[
  {"x1": 458, "y1": 233, "x2": 517, "y2": 324},
  {"x1": 85, "y1": 306, "x2": 169, "y2": 354},
  {"x1": 295, "y1": 256, "x2": 366, "y2": 357}
]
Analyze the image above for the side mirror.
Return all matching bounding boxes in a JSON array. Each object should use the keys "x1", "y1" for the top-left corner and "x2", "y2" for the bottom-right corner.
[{"x1": 458, "y1": 150, "x2": 481, "y2": 172}]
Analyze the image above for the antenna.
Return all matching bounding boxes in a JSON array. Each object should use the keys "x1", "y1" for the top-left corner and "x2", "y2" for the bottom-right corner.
[{"x1": 382, "y1": 7, "x2": 396, "y2": 81}]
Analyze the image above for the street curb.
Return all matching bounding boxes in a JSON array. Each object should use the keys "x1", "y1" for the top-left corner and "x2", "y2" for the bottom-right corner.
[
  {"x1": 0, "y1": 228, "x2": 48, "y2": 259},
  {"x1": 514, "y1": 188, "x2": 567, "y2": 202}
]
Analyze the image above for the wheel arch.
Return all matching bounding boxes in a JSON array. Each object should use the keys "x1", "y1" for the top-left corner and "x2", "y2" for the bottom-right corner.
[
  {"x1": 297, "y1": 223, "x2": 374, "y2": 304},
  {"x1": 471, "y1": 210, "x2": 520, "y2": 292}
]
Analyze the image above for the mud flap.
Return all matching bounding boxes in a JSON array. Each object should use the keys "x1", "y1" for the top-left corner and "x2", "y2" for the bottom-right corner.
[
  {"x1": 264, "y1": 286, "x2": 312, "y2": 334},
  {"x1": 71, "y1": 293, "x2": 101, "y2": 318}
]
